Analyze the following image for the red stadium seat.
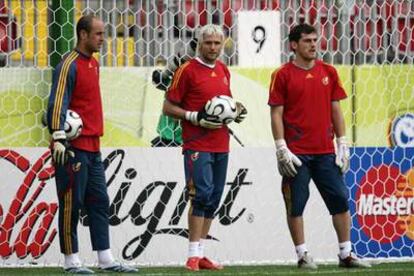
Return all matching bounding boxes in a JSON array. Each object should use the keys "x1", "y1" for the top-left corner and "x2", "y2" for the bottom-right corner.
[
  {"x1": 0, "y1": 1, "x2": 19, "y2": 53},
  {"x1": 183, "y1": 0, "x2": 278, "y2": 29},
  {"x1": 397, "y1": 17, "x2": 414, "y2": 53}
]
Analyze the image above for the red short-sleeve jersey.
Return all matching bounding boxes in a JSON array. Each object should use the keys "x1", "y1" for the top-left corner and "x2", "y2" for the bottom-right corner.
[
  {"x1": 167, "y1": 58, "x2": 231, "y2": 152},
  {"x1": 268, "y1": 60, "x2": 347, "y2": 154}
]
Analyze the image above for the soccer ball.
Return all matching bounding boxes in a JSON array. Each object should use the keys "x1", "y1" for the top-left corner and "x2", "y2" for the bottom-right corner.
[
  {"x1": 64, "y1": 109, "x2": 83, "y2": 140},
  {"x1": 205, "y1": 95, "x2": 237, "y2": 124}
]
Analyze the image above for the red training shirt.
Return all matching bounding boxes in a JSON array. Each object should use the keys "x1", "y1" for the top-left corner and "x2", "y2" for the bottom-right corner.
[
  {"x1": 268, "y1": 60, "x2": 347, "y2": 154},
  {"x1": 167, "y1": 58, "x2": 231, "y2": 152}
]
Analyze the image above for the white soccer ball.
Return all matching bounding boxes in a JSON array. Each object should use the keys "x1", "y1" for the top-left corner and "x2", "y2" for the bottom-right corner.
[
  {"x1": 64, "y1": 109, "x2": 83, "y2": 140},
  {"x1": 205, "y1": 95, "x2": 237, "y2": 124}
]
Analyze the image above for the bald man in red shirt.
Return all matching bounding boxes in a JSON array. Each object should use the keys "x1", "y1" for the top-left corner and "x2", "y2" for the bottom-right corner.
[{"x1": 47, "y1": 15, "x2": 137, "y2": 274}]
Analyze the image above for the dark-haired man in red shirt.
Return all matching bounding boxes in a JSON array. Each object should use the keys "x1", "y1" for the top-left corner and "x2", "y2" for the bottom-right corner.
[{"x1": 269, "y1": 23, "x2": 370, "y2": 270}]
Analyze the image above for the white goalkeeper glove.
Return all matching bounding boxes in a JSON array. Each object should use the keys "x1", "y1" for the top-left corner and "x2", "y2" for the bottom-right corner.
[
  {"x1": 275, "y1": 139, "x2": 302, "y2": 178},
  {"x1": 185, "y1": 110, "x2": 222, "y2": 129},
  {"x1": 234, "y1": 101, "x2": 247, "y2": 123},
  {"x1": 51, "y1": 130, "x2": 74, "y2": 166},
  {"x1": 335, "y1": 136, "x2": 350, "y2": 174}
]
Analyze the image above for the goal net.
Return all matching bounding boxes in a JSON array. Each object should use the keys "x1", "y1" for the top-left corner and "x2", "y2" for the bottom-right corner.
[{"x1": 0, "y1": 0, "x2": 413, "y2": 266}]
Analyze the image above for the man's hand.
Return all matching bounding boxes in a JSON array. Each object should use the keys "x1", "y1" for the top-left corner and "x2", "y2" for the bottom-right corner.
[
  {"x1": 185, "y1": 109, "x2": 222, "y2": 129},
  {"x1": 152, "y1": 69, "x2": 173, "y2": 91},
  {"x1": 275, "y1": 139, "x2": 302, "y2": 178},
  {"x1": 335, "y1": 136, "x2": 350, "y2": 174},
  {"x1": 51, "y1": 130, "x2": 74, "y2": 166},
  {"x1": 234, "y1": 101, "x2": 247, "y2": 123}
]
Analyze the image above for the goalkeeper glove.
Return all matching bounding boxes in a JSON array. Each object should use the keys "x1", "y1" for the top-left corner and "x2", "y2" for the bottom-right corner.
[
  {"x1": 335, "y1": 136, "x2": 350, "y2": 174},
  {"x1": 234, "y1": 101, "x2": 247, "y2": 123},
  {"x1": 275, "y1": 139, "x2": 302, "y2": 178},
  {"x1": 51, "y1": 130, "x2": 74, "y2": 166},
  {"x1": 152, "y1": 69, "x2": 173, "y2": 91},
  {"x1": 185, "y1": 109, "x2": 222, "y2": 129}
]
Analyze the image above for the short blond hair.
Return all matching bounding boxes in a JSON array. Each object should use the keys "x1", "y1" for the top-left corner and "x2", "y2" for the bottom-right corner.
[{"x1": 196, "y1": 24, "x2": 225, "y2": 55}]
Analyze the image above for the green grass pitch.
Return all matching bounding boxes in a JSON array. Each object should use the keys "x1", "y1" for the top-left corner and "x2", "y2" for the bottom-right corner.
[{"x1": 1, "y1": 263, "x2": 414, "y2": 275}]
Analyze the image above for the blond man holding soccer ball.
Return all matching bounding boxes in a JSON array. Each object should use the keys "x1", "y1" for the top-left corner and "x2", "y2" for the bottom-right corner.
[{"x1": 163, "y1": 24, "x2": 247, "y2": 271}]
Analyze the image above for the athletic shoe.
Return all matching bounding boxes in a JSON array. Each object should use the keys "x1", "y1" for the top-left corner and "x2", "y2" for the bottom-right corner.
[
  {"x1": 185, "y1": 257, "x2": 200, "y2": 271},
  {"x1": 198, "y1": 257, "x2": 223, "y2": 270},
  {"x1": 99, "y1": 262, "x2": 139, "y2": 273},
  {"x1": 297, "y1": 252, "x2": 318, "y2": 269},
  {"x1": 64, "y1": 266, "x2": 95, "y2": 274},
  {"x1": 339, "y1": 252, "x2": 371, "y2": 268}
]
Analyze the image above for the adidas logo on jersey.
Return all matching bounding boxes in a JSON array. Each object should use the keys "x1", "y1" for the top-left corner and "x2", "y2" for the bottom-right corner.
[{"x1": 305, "y1": 73, "x2": 314, "y2": 79}]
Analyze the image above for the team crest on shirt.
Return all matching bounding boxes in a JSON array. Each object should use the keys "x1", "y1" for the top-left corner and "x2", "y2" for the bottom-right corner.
[
  {"x1": 72, "y1": 162, "x2": 81, "y2": 172},
  {"x1": 191, "y1": 152, "x2": 199, "y2": 161},
  {"x1": 322, "y1": 76, "x2": 329, "y2": 85}
]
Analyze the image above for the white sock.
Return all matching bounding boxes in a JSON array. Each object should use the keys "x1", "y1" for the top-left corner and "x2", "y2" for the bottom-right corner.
[
  {"x1": 199, "y1": 239, "x2": 206, "y2": 258},
  {"x1": 98, "y1": 249, "x2": 114, "y2": 267},
  {"x1": 295, "y1": 243, "x2": 308, "y2": 259},
  {"x1": 339, "y1": 241, "x2": 352, "y2": 259},
  {"x1": 64, "y1": 253, "x2": 81, "y2": 268},
  {"x1": 188, "y1": 241, "x2": 200, "y2": 258}
]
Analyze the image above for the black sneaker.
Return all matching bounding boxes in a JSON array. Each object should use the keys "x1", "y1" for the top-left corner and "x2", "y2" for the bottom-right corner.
[
  {"x1": 64, "y1": 266, "x2": 95, "y2": 274},
  {"x1": 339, "y1": 252, "x2": 371, "y2": 268},
  {"x1": 99, "y1": 262, "x2": 139, "y2": 273}
]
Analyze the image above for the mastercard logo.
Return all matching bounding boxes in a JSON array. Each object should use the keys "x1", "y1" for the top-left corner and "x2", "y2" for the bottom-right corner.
[{"x1": 356, "y1": 164, "x2": 414, "y2": 243}]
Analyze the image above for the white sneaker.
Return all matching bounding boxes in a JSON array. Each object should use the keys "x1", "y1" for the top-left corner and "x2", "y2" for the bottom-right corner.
[
  {"x1": 338, "y1": 252, "x2": 371, "y2": 268},
  {"x1": 99, "y1": 261, "x2": 139, "y2": 273},
  {"x1": 64, "y1": 265, "x2": 95, "y2": 274},
  {"x1": 298, "y1": 252, "x2": 318, "y2": 269}
]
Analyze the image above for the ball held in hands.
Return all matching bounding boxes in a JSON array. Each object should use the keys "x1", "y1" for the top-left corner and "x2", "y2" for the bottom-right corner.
[{"x1": 204, "y1": 95, "x2": 238, "y2": 124}]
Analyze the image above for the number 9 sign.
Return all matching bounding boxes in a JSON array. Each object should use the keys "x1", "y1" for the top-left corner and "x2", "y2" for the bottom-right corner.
[
  {"x1": 251, "y1": 25, "x2": 266, "y2": 53},
  {"x1": 237, "y1": 11, "x2": 281, "y2": 67}
]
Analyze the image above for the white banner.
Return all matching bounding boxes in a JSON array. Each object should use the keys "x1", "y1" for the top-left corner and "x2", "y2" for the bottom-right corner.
[
  {"x1": 237, "y1": 11, "x2": 281, "y2": 67},
  {"x1": 0, "y1": 148, "x2": 338, "y2": 266}
]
